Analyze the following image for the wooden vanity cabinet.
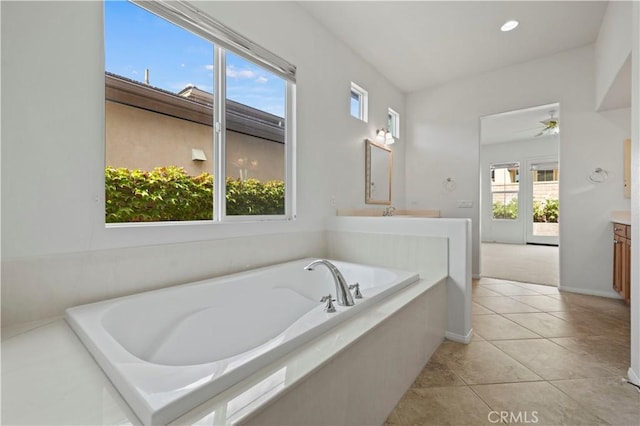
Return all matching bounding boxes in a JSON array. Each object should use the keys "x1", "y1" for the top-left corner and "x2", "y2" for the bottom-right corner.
[{"x1": 613, "y1": 222, "x2": 631, "y2": 303}]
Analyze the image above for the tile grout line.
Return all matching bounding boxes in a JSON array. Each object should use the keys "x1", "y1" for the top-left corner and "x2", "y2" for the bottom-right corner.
[
  {"x1": 465, "y1": 383, "x2": 510, "y2": 425},
  {"x1": 545, "y1": 379, "x2": 613, "y2": 425},
  {"x1": 389, "y1": 278, "x2": 632, "y2": 425},
  {"x1": 471, "y1": 314, "x2": 615, "y2": 425},
  {"x1": 476, "y1": 278, "x2": 629, "y2": 425}
]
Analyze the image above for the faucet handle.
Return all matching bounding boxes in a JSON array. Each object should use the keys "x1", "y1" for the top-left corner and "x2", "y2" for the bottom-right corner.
[
  {"x1": 383, "y1": 206, "x2": 396, "y2": 216},
  {"x1": 348, "y1": 283, "x2": 363, "y2": 299},
  {"x1": 320, "y1": 295, "x2": 337, "y2": 313}
]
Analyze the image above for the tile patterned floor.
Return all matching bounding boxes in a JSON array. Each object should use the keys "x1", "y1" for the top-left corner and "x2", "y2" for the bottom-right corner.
[{"x1": 386, "y1": 278, "x2": 639, "y2": 426}]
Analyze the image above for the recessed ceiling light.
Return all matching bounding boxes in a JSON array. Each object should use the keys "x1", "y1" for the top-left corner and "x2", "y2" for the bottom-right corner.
[{"x1": 501, "y1": 20, "x2": 519, "y2": 32}]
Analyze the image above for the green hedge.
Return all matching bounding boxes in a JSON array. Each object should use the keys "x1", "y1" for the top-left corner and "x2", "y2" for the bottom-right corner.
[
  {"x1": 493, "y1": 198, "x2": 559, "y2": 222},
  {"x1": 533, "y1": 199, "x2": 559, "y2": 223},
  {"x1": 226, "y1": 177, "x2": 285, "y2": 216},
  {"x1": 492, "y1": 198, "x2": 519, "y2": 220},
  {"x1": 105, "y1": 166, "x2": 284, "y2": 223}
]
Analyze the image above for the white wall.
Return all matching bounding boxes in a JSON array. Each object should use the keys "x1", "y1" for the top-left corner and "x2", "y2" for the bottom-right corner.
[
  {"x1": 406, "y1": 45, "x2": 631, "y2": 297},
  {"x1": 480, "y1": 136, "x2": 559, "y2": 244},
  {"x1": 595, "y1": 0, "x2": 632, "y2": 110},
  {"x1": 0, "y1": 1, "x2": 405, "y2": 325},
  {"x1": 628, "y1": 0, "x2": 640, "y2": 388}
]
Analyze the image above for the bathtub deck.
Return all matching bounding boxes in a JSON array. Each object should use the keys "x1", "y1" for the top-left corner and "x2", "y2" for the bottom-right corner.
[{"x1": 2, "y1": 274, "x2": 447, "y2": 425}]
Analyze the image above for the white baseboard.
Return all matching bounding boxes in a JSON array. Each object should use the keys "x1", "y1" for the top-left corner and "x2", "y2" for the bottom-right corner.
[
  {"x1": 558, "y1": 285, "x2": 623, "y2": 300},
  {"x1": 445, "y1": 328, "x2": 473, "y2": 344},
  {"x1": 628, "y1": 367, "x2": 640, "y2": 386}
]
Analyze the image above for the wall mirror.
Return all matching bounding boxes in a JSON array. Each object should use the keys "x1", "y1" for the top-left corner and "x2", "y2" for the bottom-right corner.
[{"x1": 365, "y1": 139, "x2": 392, "y2": 204}]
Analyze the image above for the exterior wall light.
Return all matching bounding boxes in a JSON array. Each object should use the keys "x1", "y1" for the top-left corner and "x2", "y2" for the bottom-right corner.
[{"x1": 191, "y1": 148, "x2": 207, "y2": 161}]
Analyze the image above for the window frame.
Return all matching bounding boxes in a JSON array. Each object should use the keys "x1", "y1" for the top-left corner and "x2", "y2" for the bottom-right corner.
[
  {"x1": 350, "y1": 81, "x2": 368, "y2": 122},
  {"x1": 215, "y1": 48, "x2": 297, "y2": 222},
  {"x1": 388, "y1": 107, "x2": 400, "y2": 139},
  {"x1": 105, "y1": 0, "x2": 296, "y2": 226}
]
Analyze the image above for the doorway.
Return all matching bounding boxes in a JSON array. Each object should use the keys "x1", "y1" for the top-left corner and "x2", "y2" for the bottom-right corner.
[{"x1": 480, "y1": 103, "x2": 560, "y2": 286}]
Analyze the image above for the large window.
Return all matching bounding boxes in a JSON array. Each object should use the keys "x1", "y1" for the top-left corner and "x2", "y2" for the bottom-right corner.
[
  {"x1": 491, "y1": 163, "x2": 519, "y2": 220},
  {"x1": 104, "y1": 0, "x2": 295, "y2": 223}
]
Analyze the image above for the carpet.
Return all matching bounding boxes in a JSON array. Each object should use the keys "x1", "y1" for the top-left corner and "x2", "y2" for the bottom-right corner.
[{"x1": 481, "y1": 242, "x2": 559, "y2": 286}]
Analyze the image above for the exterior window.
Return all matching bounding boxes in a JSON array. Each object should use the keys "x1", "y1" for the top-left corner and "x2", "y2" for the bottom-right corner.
[
  {"x1": 491, "y1": 163, "x2": 519, "y2": 220},
  {"x1": 350, "y1": 82, "x2": 368, "y2": 122},
  {"x1": 534, "y1": 169, "x2": 558, "y2": 182},
  {"x1": 388, "y1": 108, "x2": 400, "y2": 138},
  {"x1": 104, "y1": 1, "x2": 295, "y2": 223}
]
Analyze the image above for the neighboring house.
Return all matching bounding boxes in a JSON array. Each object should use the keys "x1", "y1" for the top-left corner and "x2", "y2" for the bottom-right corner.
[
  {"x1": 491, "y1": 167, "x2": 559, "y2": 203},
  {"x1": 105, "y1": 72, "x2": 285, "y2": 181},
  {"x1": 531, "y1": 169, "x2": 559, "y2": 205}
]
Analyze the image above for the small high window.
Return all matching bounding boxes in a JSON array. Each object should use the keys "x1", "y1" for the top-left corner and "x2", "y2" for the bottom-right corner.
[
  {"x1": 388, "y1": 108, "x2": 400, "y2": 138},
  {"x1": 350, "y1": 82, "x2": 368, "y2": 122}
]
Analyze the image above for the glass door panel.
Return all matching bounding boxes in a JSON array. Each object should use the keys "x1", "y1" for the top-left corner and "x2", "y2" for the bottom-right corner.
[{"x1": 528, "y1": 161, "x2": 559, "y2": 245}]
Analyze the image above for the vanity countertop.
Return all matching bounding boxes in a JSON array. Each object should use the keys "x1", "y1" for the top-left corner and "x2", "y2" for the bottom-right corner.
[
  {"x1": 336, "y1": 208, "x2": 441, "y2": 218},
  {"x1": 611, "y1": 210, "x2": 631, "y2": 226}
]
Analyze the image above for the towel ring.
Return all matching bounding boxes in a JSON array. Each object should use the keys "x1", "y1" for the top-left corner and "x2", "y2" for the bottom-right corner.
[
  {"x1": 588, "y1": 168, "x2": 608, "y2": 183},
  {"x1": 442, "y1": 177, "x2": 457, "y2": 192}
]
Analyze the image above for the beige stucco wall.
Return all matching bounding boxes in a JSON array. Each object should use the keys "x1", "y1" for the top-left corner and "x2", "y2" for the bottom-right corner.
[
  {"x1": 225, "y1": 129, "x2": 285, "y2": 182},
  {"x1": 490, "y1": 182, "x2": 559, "y2": 203},
  {"x1": 105, "y1": 101, "x2": 284, "y2": 181}
]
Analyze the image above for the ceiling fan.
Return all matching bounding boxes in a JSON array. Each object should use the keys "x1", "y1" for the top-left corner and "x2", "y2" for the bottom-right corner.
[{"x1": 536, "y1": 110, "x2": 559, "y2": 137}]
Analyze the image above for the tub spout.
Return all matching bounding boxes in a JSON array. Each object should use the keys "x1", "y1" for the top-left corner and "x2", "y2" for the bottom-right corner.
[{"x1": 304, "y1": 259, "x2": 355, "y2": 306}]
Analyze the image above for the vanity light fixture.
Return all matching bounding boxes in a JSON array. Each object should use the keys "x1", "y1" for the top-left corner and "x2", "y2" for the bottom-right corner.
[
  {"x1": 376, "y1": 129, "x2": 395, "y2": 145},
  {"x1": 500, "y1": 20, "x2": 519, "y2": 32}
]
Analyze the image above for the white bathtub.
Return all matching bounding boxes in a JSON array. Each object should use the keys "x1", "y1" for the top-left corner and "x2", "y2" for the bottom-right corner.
[{"x1": 65, "y1": 258, "x2": 419, "y2": 425}]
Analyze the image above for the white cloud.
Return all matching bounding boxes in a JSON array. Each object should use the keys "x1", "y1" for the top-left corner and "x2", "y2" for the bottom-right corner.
[
  {"x1": 256, "y1": 76, "x2": 268, "y2": 84},
  {"x1": 204, "y1": 64, "x2": 214, "y2": 71},
  {"x1": 226, "y1": 66, "x2": 256, "y2": 79}
]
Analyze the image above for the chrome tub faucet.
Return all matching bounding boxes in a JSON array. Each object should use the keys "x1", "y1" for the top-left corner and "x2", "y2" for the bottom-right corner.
[{"x1": 304, "y1": 259, "x2": 355, "y2": 306}]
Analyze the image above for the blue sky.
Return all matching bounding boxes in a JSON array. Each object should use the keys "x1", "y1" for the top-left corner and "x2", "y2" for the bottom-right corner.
[{"x1": 104, "y1": 0, "x2": 285, "y2": 117}]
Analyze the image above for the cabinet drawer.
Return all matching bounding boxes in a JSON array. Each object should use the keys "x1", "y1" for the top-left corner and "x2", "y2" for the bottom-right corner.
[{"x1": 613, "y1": 223, "x2": 628, "y2": 238}]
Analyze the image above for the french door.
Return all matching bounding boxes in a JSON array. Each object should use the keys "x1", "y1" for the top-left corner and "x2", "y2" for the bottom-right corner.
[{"x1": 526, "y1": 159, "x2": 559, "y2": 245}]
